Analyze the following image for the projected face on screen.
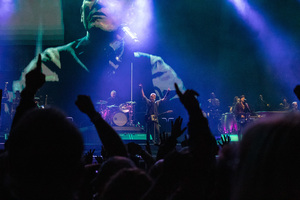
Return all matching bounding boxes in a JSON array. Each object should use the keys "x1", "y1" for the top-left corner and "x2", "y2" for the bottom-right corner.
[{"x1": 81, "y1": 0, "x2": 133, "y2": 32}]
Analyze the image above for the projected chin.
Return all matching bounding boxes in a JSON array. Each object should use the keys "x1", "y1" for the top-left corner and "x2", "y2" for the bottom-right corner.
[{"x1": 88, "y1": 19, "x2": 120, "y2": 32}]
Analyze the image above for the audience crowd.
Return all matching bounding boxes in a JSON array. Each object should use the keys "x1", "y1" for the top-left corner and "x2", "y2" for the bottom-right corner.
[{"x1": 1, "y1": 55, "x2": 300, "y2": 200}]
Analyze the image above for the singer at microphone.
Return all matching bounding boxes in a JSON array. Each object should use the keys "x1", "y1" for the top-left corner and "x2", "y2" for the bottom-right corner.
[{"x1": 234, "y1": 95, "x2": 251, "y2": 120}]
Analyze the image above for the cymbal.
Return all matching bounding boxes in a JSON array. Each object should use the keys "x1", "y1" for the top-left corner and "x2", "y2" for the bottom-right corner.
[
  {"x1": 126, "y1": 101, "x2": 136, "y2": 104},
  {"x1": 96, "y1": 100, "x2": 108, "y2": 105},
  {"x1": 107, "y1": 105, "x2": 119, "y2": 108}
]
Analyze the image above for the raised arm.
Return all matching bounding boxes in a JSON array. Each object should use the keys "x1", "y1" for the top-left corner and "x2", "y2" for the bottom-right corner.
[
  {"x1": 13, "y1": 48, "x2": 60, "y2": 93},
  {"x1": 10, "y1": 54, "x2": 45, "y2": 130},
  {"x1": 161, "y1": 88, "x2": 171, "y2": 101},
  {"x1": 75, "y1": 95, "x2": 127, "y2": 157},
  {"x1": 139, "y1": 84, "x2": 148, "y2": 101},
  {"x1": 174, "y1": 83, "x2": 218, "y2": 159},
  {"x1": 156, "y1": 116, "x2": 187, "y2": 161}
]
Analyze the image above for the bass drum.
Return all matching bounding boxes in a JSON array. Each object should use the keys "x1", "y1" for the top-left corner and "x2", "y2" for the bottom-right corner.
[
  {"x1": 112, "y1": 112, "x2": 128, "y2": 127},
  {"x1": 218, "y1": 113, "x2": 239, "y2": 134}
]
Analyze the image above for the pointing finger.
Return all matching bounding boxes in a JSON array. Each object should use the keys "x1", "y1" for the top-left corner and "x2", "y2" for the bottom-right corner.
[
  {"x1": 36, "y1": 54, "x2": 42, "y2": 72},
  {"x1": 174, "y1": 83, "x2": 183, "y2": 98}
]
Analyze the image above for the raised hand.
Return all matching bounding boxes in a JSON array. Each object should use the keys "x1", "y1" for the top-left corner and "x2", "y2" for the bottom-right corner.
[
  {"x1": 10, "y1": 54, "x2": 45, "y2": 130},
  {"x1": 84, "y1": 149, "x2": 95, "y2": 165},
  {"x1": 217, "y1": 134, "x2": 231, "y2": 148},
  {"x1": 171, "y1": 116, "x2": 187, "y2": 139},
  {"x1": 75, "y1": 95, "x2": 98, "y2": 117},
  {"x1": 25, "y1": 54, "x2": 45, "y2": 93},
  {"x1": 180, "y1": 135, "x2": 189, "y2": 148},
  {"x1": 159, "y1": 132, "x2": 168, "y2": 146},
  {"x1": 76, "y1": 95, "x2": 128, "y2": 157},
  {"x1": 95, "y1": 155, "x2": 104, "y2": 165},
  {"x1": 174, "y1": 83, "x2": 218, "y2": 158},
  {"x1": 139, "y1": 83, "x2": 146, "y2": 99},
  {"x1": 174, "y1": 83, "x2": 200, "y2": 115}
]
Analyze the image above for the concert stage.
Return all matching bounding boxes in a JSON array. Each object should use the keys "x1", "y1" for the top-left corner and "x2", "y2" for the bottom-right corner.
[
  {"x1": 0, "y1": 110, "x2": 291, "y2": 155},
  {"x1": 79, "y1": 125, "x2": 149, "y2": 154}
]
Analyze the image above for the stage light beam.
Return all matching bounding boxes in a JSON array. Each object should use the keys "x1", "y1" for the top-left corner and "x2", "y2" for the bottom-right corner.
[{"x1": 228, "y1": 0, "x2": 300, "y2": 98}]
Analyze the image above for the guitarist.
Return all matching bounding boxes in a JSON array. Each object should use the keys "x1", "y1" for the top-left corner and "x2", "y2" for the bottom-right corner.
[{"x1": 139, "y1": 84, "x2": 170, "y2": 145}]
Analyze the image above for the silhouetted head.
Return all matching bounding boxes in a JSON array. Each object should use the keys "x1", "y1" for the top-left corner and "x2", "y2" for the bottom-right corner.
[
  {"x1": 233, "y1": 112, "x2": 300, "y2": 200},
  {"x1": 7, "y1": 108, "x2": 84, "y2": 200},
  {"x1": 101, "y1": 168, "x2": 152, "y2": 200},
  {"x1": 92, "y1": 156, "x2": 136, "y2": 197},
  {"x1": 148, "y1": 159, "x2": 164, "y2": 179}
]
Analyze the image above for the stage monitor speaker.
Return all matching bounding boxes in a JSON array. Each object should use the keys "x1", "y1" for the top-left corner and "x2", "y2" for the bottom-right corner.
[
  {"x1": 219, "y1": 134, "x2": 239, "y2": 142},
  {"x1": 119, "y1": 133, "x2": 151, "y2": 141}
]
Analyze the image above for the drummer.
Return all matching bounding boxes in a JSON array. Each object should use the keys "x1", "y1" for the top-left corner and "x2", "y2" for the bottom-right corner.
[{"x1": 107, "y1": 90, "x2": 120, "y2": 106}]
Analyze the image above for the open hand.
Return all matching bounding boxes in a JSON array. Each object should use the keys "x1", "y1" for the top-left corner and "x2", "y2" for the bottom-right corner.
[
  {"x1": 181, "y1": 135, "x2": 189, "y2": 147},
  {"x1": 171, "y1": 116, "x2": 187, "y2": 138},
  {"x1": 174, "y1": 83, "x2": 200, "y2": 114},
  {"x1": 217, "y1": 134, "x2": 231, "y2": 147},
  {"x1": 84, "y1": 149, "x2": 95, "y2": 164},
  {"x1": 159, "y1": 132, "x2": 168, "y2": 146}
]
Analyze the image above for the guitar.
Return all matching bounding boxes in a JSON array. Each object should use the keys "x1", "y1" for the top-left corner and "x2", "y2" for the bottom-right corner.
[{"x1": 146, "y1": 110, "x2": 173, "y2": 123}]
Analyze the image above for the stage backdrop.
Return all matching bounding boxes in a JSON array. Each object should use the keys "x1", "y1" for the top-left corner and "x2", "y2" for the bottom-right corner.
[{"x1": 0, "y1": 0, "x2": 300, "y2": 128}]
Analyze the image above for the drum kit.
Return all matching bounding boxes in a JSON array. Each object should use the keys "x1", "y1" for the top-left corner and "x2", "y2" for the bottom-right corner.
[
  {"x1": 218, "y1": 112, "x2": 240, "y2": 134},
  {"x1": 96, "y1": 100, "x2": 136, "y2": 127},
  {"x1": 218, "y1": 112, "x2": 261, "y2": 134}
]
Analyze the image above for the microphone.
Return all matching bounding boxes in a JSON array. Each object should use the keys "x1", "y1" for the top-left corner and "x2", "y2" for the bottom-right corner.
[{"x1": 121, "y1": 25, "x2": 139, "y2": 43}]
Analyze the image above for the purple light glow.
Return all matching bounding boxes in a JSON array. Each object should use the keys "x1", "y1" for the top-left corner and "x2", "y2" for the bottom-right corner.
[
  {"x1": 102, "y1": 0, "x2": 153, "y2": 45},
  {"x1": 0, "y1": 0, "x2": 15, "y2": 19},
  {"x1": 228, "y1": 0, "x2": 247, "y2": 15},
  {"x1": 220, "y1": 114, "x2": 239, "y2": 134},
  {"x1": 130, "y1": 0, "x2": 153, "y2": 43},
  {"x1": 229, "y1": 0, "x2": 300, "y2": 94}
]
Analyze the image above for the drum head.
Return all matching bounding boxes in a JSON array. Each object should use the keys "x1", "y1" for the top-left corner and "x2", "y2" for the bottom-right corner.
[{"x1": 113, "y1": 112, "x2": 128, "y2": 126}]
